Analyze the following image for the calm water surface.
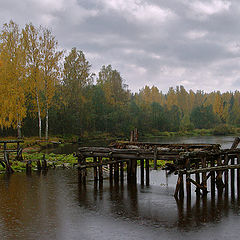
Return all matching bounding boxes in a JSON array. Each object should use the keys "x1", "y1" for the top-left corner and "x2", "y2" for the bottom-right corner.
[{"x1": 1, "y1": 135, "x2": 240, "y2": 239}]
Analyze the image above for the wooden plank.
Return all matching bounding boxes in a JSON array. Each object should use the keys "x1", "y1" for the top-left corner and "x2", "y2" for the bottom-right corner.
[
  {"x1": 177, "y1": 164, "x2": 240, "y2": 175},
  {"x1": 188, "y1": 178, "x2": 207, "y2": 191}
]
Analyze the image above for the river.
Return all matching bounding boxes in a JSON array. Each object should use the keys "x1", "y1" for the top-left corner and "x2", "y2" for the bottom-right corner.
[{"x1": 1, "y1": 135, "x2": 240, "y2": 240}]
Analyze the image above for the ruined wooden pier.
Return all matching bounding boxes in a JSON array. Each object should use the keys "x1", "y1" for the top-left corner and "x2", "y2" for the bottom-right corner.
[
  {"x1": 0, "y1": 140, "x2": 24, "y2": 173},
  {"x1": 77, "y1": 138, "x2": 240, "y2": 199}
]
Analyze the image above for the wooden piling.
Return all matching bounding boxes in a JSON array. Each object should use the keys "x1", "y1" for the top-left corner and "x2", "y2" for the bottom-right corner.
[
  {"x1": 195, "y1": 161, "x2": 200, "y2": 196},
  {"x1": 179, "y1": 173, "x2": 184, "y2": 199},
  {"x1": 131, "y1": 159, "x2": 137, "y2": 182},
  {"x1": 109, "y1": 162, "x2": 113, "y2": 182},
  {"x1": 42, "y1": 154, "x2": 48, "y2": 170},
  {"x1": 153, "y1": 146, "x2": 157, "y2": 170},
  {"x1": 231, "y1": 156, "x2": 235, "y2": 196},
  {"x1": 120, "y1": 161, "x2": 124, "y2": 183},
  {"x1": 26, "y1": 160, "x2": 32, "y2": 174},
  {"x1": 237, "y1": 154, "x2": 240, "y2": 197},
  {"x1": 94, "y1": 157, "x2": 98, "y2": 182},
  {"x1": 145, "y1": 159, "x2": 150, "y2": 186},
  {"x1": 37, "y1": 160, "x2": 42, "y2": 171},
  {"x1": 140, "y1": 159, "x2": 144, "y2": 185},
  {"x1": 114, "y1": 162, "x2": 119, "y2": 183},
  {"x1": 127, "y1": 161, "x2": 131, "y2": 183},
  {"x1": 211, "y1": 158, "x2": 215, "y2": 197},
  {"x1": 98, "y1": 157, "x2": 103, "y2": 183},
  {"x1": 224, "y1": 154, "x2": 229, "y2": 196},
  {"x1": 186, "y1": 159, "x2": 191, "y2": 201},
  {"x1": 201, "y1": 157, "x2": 207, "y2": 196}
]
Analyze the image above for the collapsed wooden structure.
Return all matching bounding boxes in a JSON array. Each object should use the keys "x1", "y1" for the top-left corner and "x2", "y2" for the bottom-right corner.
[
  {"x1": 77, "y1": 139, "x2": 240, "y2": 200},
  {"x1": 0, "y1": 140, "x2": 24, "y2": 173}
]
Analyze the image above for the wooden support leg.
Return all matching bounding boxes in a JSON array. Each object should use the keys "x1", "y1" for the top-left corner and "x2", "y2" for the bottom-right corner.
[
  {"x1": 186, "y1": 159, "x2": 191, "y2": 201},
  {"x1": 195, "y1": 161, "x2": 200, "y2": 196},
  {"x1": 26, "y1": 160, "x2": 32, "y2": 174},
  {"x1": 140, "y1": 159, "x2": 144, "y2": 185},
  {"x1": 98, "y1": 157, "x2": 103, "y2": 183},
  {"x1": 145, "y1": 159, "x2": 149, "y2": 186},
  {"x1": 211, "y1": 158, "x2": 215, "y2": 197},
  {"x1": 153, "y1": 147, "x2": 158, "y2": 170},
  {"x1": 78, "y1": 167, "x2": 83, "y2": 183},
  {"x1": 114, "y1": 162, "x2": 119, "y2": 183},
  {"x1": 237, "y1": 154, "x2": 240, "y2": 198},
  {"x1": 109, "y1": 163, "x2": 113, "y2": 182},
  {"x1": 37, "y1": 160, "x2": 42, "y2": 171},
  {"x1": 131, "y1": 159, "x2": 137, "y2": 183},
  {"x1": 127, "y1": 161, "x2": 131, "y2": 183},
  {"x1": 94, "y1": 157, "x2": 98, "y2": 182},
  {"x1": 120, "y1": 161, "x2": 124, "y2": 183},
  {"x1": 224, "y1": 154, "x2": 229, "y2": 196},
  {"x1": 231, "y1": 156, "x2": 235, "y2": 197},
  {"x1": 174, "y1": 175, "x2": 181, "y2": 198},
  {"x1": 216, "y1": 155, "x2": 224, "y2": 195},
  {"x1": 179, "y1": 173, "x2": 184, "y2": 199},
  {"x1": 201, "y1": 157, "x2": 207, "y2": 196}
]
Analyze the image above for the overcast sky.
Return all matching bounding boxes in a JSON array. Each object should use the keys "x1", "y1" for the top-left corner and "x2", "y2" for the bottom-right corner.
[{"x1": 0, "y1": 0, "x2": 240, "y2": 93}]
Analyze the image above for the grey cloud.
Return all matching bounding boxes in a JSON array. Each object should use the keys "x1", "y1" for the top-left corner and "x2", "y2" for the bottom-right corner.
[{"x1": 1, "y1": 0, "x2": 240, "y2": 93}]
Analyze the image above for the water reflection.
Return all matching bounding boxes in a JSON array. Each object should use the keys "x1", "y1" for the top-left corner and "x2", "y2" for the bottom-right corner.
[
  {"x1": 77, "y1": 176, "x2": 240, "y2": 230},
  {"x1": 1, "y1": 170, "x2": 240, "y2": 239}
]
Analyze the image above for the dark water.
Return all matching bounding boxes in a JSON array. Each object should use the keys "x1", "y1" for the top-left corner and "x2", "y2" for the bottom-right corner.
[
  {"x1": 1, "y1": 169, "x2": 240, "y2": 240},
  {"x1": 2, "y1": 135, "x2": 240, "y2": 239}
]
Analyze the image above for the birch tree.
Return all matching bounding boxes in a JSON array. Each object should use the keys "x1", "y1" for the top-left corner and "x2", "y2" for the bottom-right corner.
[
  {"x1": 40, "y1": 27, "x2": 63, "y2": 140},
  {"x1": 0, "y1": 21, "x2": 26, "y2": 137},
  {"x1": 22, "y1": 23, "x2": 44, "y2": 139}
]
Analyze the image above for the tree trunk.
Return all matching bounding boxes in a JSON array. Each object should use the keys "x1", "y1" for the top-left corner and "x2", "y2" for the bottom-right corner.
[
  {"x1": 36, "y1": 93, "x2": 42, "y2": 139},
  {"x1": 45, "y1": 104, "x2": 48, "y2": 141},
  {"x1": 17, "y1": 120, "x2": 21, "y2": 139}
]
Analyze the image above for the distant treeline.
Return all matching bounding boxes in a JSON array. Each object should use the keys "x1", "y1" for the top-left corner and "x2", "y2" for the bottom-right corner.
[{"x1": 1, "y1": 21, "x2": 240, "y2": 139}]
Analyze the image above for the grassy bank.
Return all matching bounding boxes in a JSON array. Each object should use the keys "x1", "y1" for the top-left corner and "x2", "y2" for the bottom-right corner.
[{"x1": 0, "y1": 151, "x2": 171, "y2": 174}]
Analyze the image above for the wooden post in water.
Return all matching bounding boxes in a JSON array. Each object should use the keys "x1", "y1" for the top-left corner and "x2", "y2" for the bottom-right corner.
[
  {"x1": 94, "y1": 157, "x2": 98, "y2": 182},
  {"x1": 26, "y1": 160, "x2": 32, "y2": 174},
  {"x1": 114, "y1": 161, "x2": 119, "y2": 183},
  {"x1": 201, "y1": 157, "x2": 207, "y2": 196},
  {"x1": 195, "y1": 161, "x2": 200, "y2": 196},
  {"x1": 179, "y1": 173, "x2": 184, "y2": 199},
  {"x1": 131, "y1": 159, "x2": 137, "y2": 183},
  {"x1": 127, "y1": 160, "x2": 131, "y2": 183},
  {"x1": 109, "y1": 161, "x2": 113, "y2": 182},
  {"x1": 42, "y1": 154, "x2": 48, "y2": 170},
  {"x1": 211, "y1": 158, "x2": 215, "y2": 197},
  {"x1": 145, "y1": 159, "x2": 149, "y2": 186},
  {"x1": 37, "y1": 160, "x2": 42, "y2": 171},
  {"x1": 120, "y1": 161, "x2": 124, "y2": 183},
  {"x1": 186, "y1": 159, "x2": 191, "y2": 201},
  {"x1": 153, "y1": 146, "x2": 158, "y2": 170},
  {"x1": 216, "y1": 155, "x2": 224, "y2": 195},
  {"x1": 231, "y1": 156, "x2": 235, "y2": 196},
  {"x1": 224, "y1": 154, "x2": 229, "y2": 196},
  {"x1": 98, "y1": 157, "x2": 103, "y2": 183},
  {"x1": 140, "y1": 159, "x2": 144, "y2": 185},
  {"x1": 237, "y1": 154, "x2": 240, "y2": 197}
]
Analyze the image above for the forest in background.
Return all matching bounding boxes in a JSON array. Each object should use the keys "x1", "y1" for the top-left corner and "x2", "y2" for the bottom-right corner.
[{"x1": 1, "y1": 21, "x2": 240, "y2": 139}]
